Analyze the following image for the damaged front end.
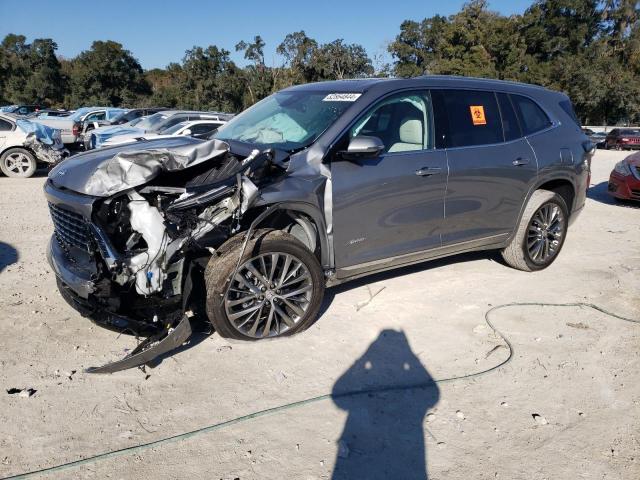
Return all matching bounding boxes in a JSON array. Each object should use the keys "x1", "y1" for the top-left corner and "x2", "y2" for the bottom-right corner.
[
  {"x1": 45, "y1": 137, "x2": 280, "y2": 372},
  {"x1": 17, "y1": 119, "x2": 68, "y2": 165}
]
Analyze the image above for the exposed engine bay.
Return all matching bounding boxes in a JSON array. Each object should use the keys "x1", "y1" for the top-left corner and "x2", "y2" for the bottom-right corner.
[{"x1": 46, "y1": 138, "x2": 293, "y2": 371}]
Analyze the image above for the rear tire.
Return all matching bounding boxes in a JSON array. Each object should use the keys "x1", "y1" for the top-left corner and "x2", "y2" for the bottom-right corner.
[
  {"x1": 501, "y1": 190, "x2": 569, "y2": 272},
  {"x1": 205, "y1": 229, "x2": 325, "y2": 340},
  {"x1": 0, "y1": 148, "x2": 37, "y2": 178}
]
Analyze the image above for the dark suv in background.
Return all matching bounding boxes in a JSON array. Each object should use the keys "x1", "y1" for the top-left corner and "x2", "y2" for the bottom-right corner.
[{"x1": 46, "y1": 76, "x2": 591, "y2": 344}]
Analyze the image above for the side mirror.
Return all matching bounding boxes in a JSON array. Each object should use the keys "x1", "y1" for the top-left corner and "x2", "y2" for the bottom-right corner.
[
  {"x1": 182, "y1": 129, "x2": 192, "y2": 136},
  {"x1": 340, "y1": 136, "x2": 385, "y2": 161}
]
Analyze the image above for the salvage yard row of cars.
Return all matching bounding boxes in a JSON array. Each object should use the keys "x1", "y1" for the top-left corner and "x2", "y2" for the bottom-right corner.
[{"x1": 0, "y1": 105, "x2": 234, "y2": 177}]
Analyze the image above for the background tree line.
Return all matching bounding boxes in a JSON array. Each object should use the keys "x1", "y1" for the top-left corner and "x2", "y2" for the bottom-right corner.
[{"x1": 0, "y1": 0, "x2": 638, "y2": 124}]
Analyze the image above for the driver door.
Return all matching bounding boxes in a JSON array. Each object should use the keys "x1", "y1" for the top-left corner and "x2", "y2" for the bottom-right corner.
[{"x1": 330, "y1": 91, "x2": 448, "y2": 270}]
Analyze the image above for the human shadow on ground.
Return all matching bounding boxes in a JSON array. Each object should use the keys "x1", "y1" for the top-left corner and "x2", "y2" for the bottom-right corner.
[
  {"x1": 0, "y1": 241, "x2": 18, "y2": 273},
  {"x1": 331, "y1": 329, "x2": 439, "y2": 479}
]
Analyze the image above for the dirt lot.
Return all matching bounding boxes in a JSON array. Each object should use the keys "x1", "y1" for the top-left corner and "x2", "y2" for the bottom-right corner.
[{"x1": 0, "y1": 149, "x2": 638, "y2": 479}]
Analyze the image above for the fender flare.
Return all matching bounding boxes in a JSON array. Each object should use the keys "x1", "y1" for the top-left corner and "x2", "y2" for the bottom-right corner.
[
  {"x1": 250, "y1": 201, "x2": 333, "y2": 269},
  {"x1": 508, "y1": 172, "x2": 577, "y2": 243}
]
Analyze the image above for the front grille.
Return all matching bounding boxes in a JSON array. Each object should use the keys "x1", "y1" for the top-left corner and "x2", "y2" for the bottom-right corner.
[
  {"x1": 48, "y1": 202, "x2": 91, "y2": 252},
  {"x1": 631, "y1": 189, "x2": 640, "y2": 199}
]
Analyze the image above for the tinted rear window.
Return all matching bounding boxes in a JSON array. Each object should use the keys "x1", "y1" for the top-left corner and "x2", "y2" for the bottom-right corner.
[
  {"x1": 511, "y1": 95, "x2": 552, "y2": 135},
  {"x1": 559, "y1": 100, "x2": 580, "y2": 127},
  {"x1": 431, "y1": 89, "x2": 503, "y2": 148},
  {"x1": 0, "y1": 118, "x2": 12, "y2": 131},
  {"x1": 497, "y1": 93, "x2": 521, "y2": 141}
]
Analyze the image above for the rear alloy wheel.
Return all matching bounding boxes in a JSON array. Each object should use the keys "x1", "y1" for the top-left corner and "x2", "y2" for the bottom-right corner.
[
  {"x1": 0, "y1": 148, "x2": 37, "y2": 178},
  {"x1": 205, "y1": 229, "x2": 325, "y2": 340},
  {"x1": 501, "y1": 189, "x2": 569, "y2": 271}
]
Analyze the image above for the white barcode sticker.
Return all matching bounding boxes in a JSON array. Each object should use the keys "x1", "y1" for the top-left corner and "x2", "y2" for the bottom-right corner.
[{"x1": 323, "y1": 93, "x2": 362, "y2": 102}]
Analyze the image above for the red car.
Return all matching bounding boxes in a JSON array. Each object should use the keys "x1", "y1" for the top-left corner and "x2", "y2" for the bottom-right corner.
[
  {"x1": 605, "y1": 128, "x2": 640, "y2": 150},
  {"x1": 608, "y1": 152, "x2": 640, "y2": 201}
]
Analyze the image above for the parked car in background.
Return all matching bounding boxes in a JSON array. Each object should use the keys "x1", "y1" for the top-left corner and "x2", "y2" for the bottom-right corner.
[
  {"x1": 581, "y1": 128, "x2": 607, "y2": 148},
  {"x1": 99, "y1": 118, "x2": 226, "y2": 147},
  {"x1": 46, "y1": 77, "x2": 590, "y2": 350},
  {"x1": 605, "y1": 128, "x2": 640, "y2": 150},
  {"x1": 0, "y1": 104, "x2": 42, "y2": 115},
  {"x1": 34, "y1": 107, "x2": 127, "y2": 145},
  {"x1": 86, "y1": 111, "x2": 232, "y2": 149},
  {"x1": 95, "y1": 107, "x2": 168, "y2": 127},
  {"x1": 82, "y1": 116, "x2": 147, "y2": 150},
  {"x1": 29, "y1": 109, "x2": 72, "y2": 118},
  {"x1": 0, "y1": 113, "x2": 67, "y2": 177},
  {"x1": 608, "y1": 152, "x2": 640, "y2": 202}
]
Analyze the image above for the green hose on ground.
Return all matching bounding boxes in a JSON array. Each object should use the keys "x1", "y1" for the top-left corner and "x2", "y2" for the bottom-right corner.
[{"x1": 2, "y1": 302, "x2": 638, "y2": 480}]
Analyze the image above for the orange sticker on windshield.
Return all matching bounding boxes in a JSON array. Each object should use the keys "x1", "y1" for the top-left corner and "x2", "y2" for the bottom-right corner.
[{"x1": 470, "y1": 105, "x2": 487, "y2": 125}]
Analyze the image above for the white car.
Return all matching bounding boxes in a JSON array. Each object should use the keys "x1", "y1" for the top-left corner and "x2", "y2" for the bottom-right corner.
[
  {"x1": 100, "y1": 119, "x2": 226, "y2": 148},
  {"x1": 0, "y1": 113, "x2": 68, "y2": 177}
]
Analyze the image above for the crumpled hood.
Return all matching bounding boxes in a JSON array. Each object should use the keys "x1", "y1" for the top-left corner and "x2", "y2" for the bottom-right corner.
[{"x1": 49, "y1": 136, "x2": 229, "y2": 197}]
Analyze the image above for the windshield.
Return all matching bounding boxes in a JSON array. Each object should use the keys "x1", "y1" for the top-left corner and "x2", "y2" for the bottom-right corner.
[
  {"x1": 620, "y1": 129, "x2": 640, "y2": 135},
  {"x1": 136, "y1": 112, "x2": 169, "y2": 130},
  {"x1": 214, "y1": 91, "x2": 358, "y2": 151},
  {"x1": 127, "y1": 116, "x2": 145, "y2": 127},
  {"x1": 161, "y1": 121, "x2": 189, "y2": 135}
]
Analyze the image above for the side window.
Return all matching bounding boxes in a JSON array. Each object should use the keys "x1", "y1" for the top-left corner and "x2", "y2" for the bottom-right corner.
[
  {"x1": 497, "y1": 93, "x2": 522, "y2": 141},
  {"x1": 164, "y1": 117, "x2": 186, "y2": 129},
  {"x1": 190, "y1": 123, "x2": 220, "y2": 135},
  {"x1": 559, "y1": 99, "x2": 580, "y2": 127},
  {"x1": 0, "y1": 119, "x2": 13, "y2": 131},
  {"x1": 431, "y1": 89, "x2": 503, "y2": 148},
  {"x1": 85, "y1": 111, "x2": 106, "y2": 122},
  {"x1": 510, "y1": 95, "x2": 552, "y2": 135},
  {"x1": 350, "y1": 91, "x2": 432, "y2": 154}
]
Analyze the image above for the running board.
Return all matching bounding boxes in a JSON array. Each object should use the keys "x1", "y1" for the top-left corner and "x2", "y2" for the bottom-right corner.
[{"x1": 86, "y1": 314, "x2": 193, "y2": 374}]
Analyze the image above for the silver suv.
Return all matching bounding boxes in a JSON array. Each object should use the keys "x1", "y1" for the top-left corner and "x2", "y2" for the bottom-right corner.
[{"x1": 45, "y1": 76, "x2": 592, "y2": 351}]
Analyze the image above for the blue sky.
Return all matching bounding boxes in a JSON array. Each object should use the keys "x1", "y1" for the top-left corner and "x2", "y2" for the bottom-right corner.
[{"x1": 0, "y1": 0, "x2": 533, "y2": 69}]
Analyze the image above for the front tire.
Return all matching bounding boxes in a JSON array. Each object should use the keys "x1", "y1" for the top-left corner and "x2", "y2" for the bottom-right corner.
[
  {"x1": 501, "y1": 190, "x2": 569, "y2": 272},
  {"x1": 0, "y1": 148, "x2": 37, "y2": 178},
  {"x1": 205, "y1": 229, "x2": 325, "y2": 340}
]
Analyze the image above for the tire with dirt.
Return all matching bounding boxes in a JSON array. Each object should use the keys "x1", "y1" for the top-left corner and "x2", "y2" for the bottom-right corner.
[
  {"x1": 0, "y1": 148, "x2": 37, "y2": 178},
  {"x1": 205, "y1": 229, "x2": 325, "y2": 340},
  {"x1": 501, "y1": 189, "x2": 569, "y2": 272}
]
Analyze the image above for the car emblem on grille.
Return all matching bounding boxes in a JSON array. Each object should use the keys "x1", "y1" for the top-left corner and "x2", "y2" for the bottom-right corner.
[{"x1": 57, "y1": 169, "x2": 66, "y2": 176}]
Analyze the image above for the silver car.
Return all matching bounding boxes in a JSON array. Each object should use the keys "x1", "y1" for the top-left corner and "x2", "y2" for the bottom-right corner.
[{"x1": 0, "y1": 113, "x2": 67, "y2": 177}]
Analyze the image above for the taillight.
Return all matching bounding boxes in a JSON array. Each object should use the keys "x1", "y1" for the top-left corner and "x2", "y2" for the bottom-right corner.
[{"x1": 72, "y1": 122, "x2": 80, "y2": 136}]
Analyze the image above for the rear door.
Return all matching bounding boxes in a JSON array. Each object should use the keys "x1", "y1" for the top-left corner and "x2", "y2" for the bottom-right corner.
[
  {"x1": 432, "y1": 89, "x2": 537, "y2": 245},
  {"x1": 331, "y1": 90, "x2": 447, "y2": 269},
  {"x1": 0, "y1": 117, "x2": 13, "y2": 149}
]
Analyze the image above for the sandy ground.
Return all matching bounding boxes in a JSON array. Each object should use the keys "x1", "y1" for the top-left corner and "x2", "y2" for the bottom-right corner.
[{"x1": 0, "y1": 149, "x2": 638, "y2": 479}]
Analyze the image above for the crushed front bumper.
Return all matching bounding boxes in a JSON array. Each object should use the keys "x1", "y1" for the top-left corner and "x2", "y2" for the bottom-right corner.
[{"x1": 48, "y1": 236, "x2": 163, "y2": 336}]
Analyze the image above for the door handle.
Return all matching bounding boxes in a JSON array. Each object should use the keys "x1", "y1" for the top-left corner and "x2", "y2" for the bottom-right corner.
[
  {"x1": 415, "y1": 167, "x2": 442, "y2": 177},
  {"x1": 512, "y1": 157, "x2": 530, "y2": 166}
]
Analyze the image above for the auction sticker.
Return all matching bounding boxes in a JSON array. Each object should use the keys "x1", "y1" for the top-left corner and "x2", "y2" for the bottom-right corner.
[
  {"x1": 323, "y1": 93, "x2": 362, "y2": 102},
  {"x1": 470, "y1": 105, "x2": 487, "y2": 125}
]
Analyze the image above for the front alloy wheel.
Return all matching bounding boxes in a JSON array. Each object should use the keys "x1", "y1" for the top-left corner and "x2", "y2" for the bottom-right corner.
[
  {"x1": 224, "y1": 252, "x2": 314, "y2": 338},
  {"x1": 205, "y1": 229, "x2": 325, "y2": 340},
  {"x1": 0, "y1": 148, "x2": 37, "y2": 178}
]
